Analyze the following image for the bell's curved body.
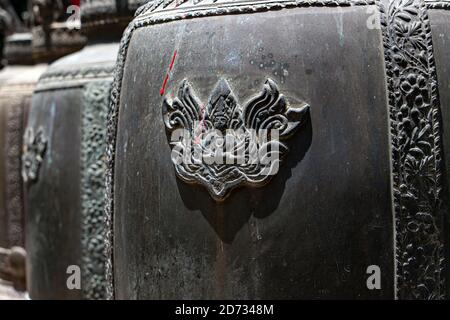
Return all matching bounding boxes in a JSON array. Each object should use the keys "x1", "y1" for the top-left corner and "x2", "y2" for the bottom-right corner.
[{"x1": 107, "y1": 0, "x2": 450, "y2": 299}]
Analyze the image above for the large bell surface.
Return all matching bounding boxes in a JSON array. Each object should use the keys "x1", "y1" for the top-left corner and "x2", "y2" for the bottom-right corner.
[{"x1": 106, "y1": 0, "x2": 450, "y2": 299}]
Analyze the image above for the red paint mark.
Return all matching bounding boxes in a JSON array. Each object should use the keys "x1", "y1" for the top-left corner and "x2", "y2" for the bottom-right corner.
[
  {"x1": 169, "y1": 50, "x2": 177, "y2": 71},
  {"x1": 160, "y1": 74, "x2": 169, "y2": 96},
  {"x1": 160, "y1": 50, "x2": 178, "y2": 96}
]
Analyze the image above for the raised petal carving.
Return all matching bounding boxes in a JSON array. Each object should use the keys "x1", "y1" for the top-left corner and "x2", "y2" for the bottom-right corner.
[
  {"x1": 163, "y1": 78, "x2": 309, "y2": 201},
  {"x1": 22, "y1": 127, "x2": 47, "y2": 184}
]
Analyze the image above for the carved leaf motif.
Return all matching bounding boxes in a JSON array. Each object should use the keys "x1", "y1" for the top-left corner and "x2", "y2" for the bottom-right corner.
[
  {"x1": 21, "y1": 127, "x2": 47, "y2": 184},
  {"x1": 162, "y1": 78, "x2": 309, "y2": 201}
]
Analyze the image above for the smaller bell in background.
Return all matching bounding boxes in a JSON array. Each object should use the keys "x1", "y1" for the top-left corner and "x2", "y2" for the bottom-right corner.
[
  {"x1": 24, "y1": 0, "x2": 150, "y2": 300},
  {"x1": 0, "y1": 0, "x2": 85, "y2": 299}
]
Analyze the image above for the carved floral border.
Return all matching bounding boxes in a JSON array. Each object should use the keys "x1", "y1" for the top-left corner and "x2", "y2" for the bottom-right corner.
[
  {"x1": 81, "y1": 81, "x2": 111, "y2": 300},
  {"x1": 377, "y1": 0, "x2": 445, "y2": 300}
]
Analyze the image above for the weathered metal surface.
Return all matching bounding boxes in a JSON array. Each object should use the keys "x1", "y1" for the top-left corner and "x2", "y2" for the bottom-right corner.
[
  {"x1": 108, "y1": 1, "x2": 399, "y2": 299},
  {"x1": 105, "y1": 0, "x2": 450, "y2": 300},
  {"x1": 26, "y1": 85, "x2": 86, "y2": 300}
]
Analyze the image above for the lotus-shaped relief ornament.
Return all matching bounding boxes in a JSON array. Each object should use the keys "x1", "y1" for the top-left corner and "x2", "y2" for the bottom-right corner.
[
  {"x1": 163, "y1": 78, "x2": 309, "y2": 201},
  {"x1": 22, "y1": 127, "x2": 47, "y2": 184}
]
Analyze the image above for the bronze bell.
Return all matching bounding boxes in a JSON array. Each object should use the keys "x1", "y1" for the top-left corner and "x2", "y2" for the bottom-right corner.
[
  {"x1": 24, "y1": 0, "x2": 148, "y2": 300},
  {"x1": 106, "y1": 0, "x2": 450, "y2": 300},
  {"x1": 1, "y1": 0, "x2": 450, "y2": 302},
  {"x1": 0, "y1": 0, "x2": 84, "y2": 299}
]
